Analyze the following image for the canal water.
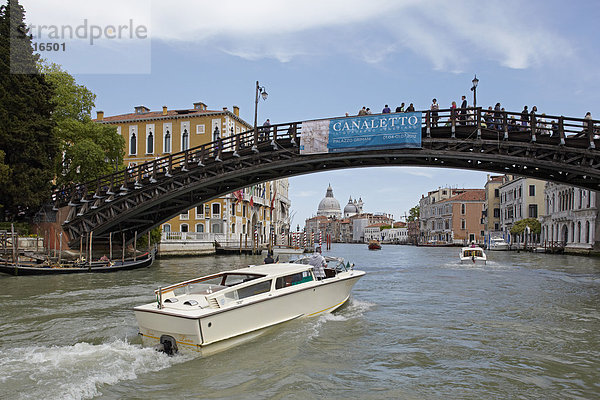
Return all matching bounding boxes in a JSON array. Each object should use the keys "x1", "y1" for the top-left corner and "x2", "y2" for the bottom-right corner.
[{"x1": 0, "y1": 244, "x2": 599, "y2": 399}]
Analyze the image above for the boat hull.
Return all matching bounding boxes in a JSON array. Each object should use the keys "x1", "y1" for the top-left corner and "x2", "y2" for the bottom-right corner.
[
  {"x1": 0, "y1": 251, "x2": 154, "y2": 276},
  {"x1": 135, "y1": 271, "x2": 364, "y2": 354}
]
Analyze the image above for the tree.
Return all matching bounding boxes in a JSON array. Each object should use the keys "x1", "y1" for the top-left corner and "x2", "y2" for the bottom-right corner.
[
  {"x1": 0, "y1": 1, "x2": 57, "y2": 220},
  {"x1": 510, "y1": 218, "x2": 541, "y2": 235},
  {"x1": 38, "y1": 61, "x2": 124, "y2": 187},
  {"x1": 407, "y1": 205, "x2": 420, "y2": 222}
]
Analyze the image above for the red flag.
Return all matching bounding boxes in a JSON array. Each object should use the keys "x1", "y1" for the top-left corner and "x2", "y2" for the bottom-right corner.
[
  {"x1": 270, "y1": 186, "x2": 277, "y2": 210},
  {"x1": 250, "y1": 196, "x2": 254, "y2": 207}
]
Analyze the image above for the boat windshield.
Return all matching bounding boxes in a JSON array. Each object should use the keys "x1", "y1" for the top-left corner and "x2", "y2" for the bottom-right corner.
[{"x1": 463, "y1": 249, "x2": 484, "y2": 257}]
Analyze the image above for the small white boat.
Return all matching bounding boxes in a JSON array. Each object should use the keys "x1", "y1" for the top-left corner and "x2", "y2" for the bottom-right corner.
[
  {"x1": 488, "y1": 237, "x2": 509, "y2": 251},
  {"x1": 134, "y1": 258, "x2": 365, "y2": 355},
  {"x1": 460, "y1": 246, "x2": 487, "y2": 265}
]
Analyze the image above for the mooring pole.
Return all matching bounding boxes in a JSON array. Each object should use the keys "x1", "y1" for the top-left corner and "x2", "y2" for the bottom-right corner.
[
  {"x1": 122, "y1": 233, "x2": 125, "y2": 264},
  {"x1": 109, "y1": 232, "x2": 113, "y2": 260},
  {"x1": 134, "y1": 231, "x2": 138, "y2": 261},
  {"x1": 88, "y1": 231, "x2": 93, "y2": 269}
]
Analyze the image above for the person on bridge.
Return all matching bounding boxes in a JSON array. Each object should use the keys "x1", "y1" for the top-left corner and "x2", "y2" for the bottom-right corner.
[
  {"x1": 430, "y1": 99, "x2": 439, "y2": 127},
  {"x1": 358, "y1": 106, "x2": 367, "y2": 116},
  {"x1": 309, "y1": 246, "x2": 327, "y2": 280},
  {"x1": 382, "y1": 105, "x2": 391, "y2": 114},
  {"x1": 520, "y1": 106, "x2": 529, "y2": 130},
  {"x1": 459, "y1": 95, "x2": 467, "y2": 125},
  {"x1": 406, "y1": 103, "x2": 415, "y2": 112},
  {"x1": 395, "y1": 103, "x2": 405, "y2": 113}
]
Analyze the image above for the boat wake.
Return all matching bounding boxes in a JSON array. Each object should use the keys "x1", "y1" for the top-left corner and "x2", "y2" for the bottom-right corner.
[{"x1": 0, "y1": 339, "x2": 192, "y2": 400}]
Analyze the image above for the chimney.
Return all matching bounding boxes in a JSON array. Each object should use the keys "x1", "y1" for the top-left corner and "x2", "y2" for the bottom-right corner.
[
  {"x1": 193, "y1": 102, "x2": 207, "y2": 111},
  {"x1": 96, "y1": 110, "x2": 104, "y2": 121},
  {"x1": 233, "y1": 105, "x2": 239, "y2": 116},
  {"x1": 162, "y1": 106, "x2": 168, "y2": 115}
]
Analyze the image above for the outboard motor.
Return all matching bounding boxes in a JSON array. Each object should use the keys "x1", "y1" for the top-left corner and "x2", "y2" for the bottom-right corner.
[{"x1": 155, "y1": 335, "x2": 178, "y2": 355}]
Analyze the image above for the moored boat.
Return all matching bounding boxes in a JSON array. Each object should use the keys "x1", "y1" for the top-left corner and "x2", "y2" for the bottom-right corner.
[
  {"x1": 488, "y1": 237, "x2": 509, "y2": 251},
  {"x1": 0, "y1": 250, "x2": 155, "y2": 276},
  {"x1": 368, "y1": 239, "x2": 381, "y2": 250},
  {"x1": 134, "y1": 258, "x2": 365, "y2": 355},
  {"x1": 459, "y1": 246, "x2": 487, "y2": 265}
]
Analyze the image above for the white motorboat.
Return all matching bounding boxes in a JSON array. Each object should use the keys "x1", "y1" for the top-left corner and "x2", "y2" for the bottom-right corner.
[
  {"x1": 134, "y1": 258, "x2": 365, "y2": 355},
  {"x1": 488, "y1": 237, "x2": 509, "y2": 251},
  {"x1": 460, "y1": 246, "x2": 487, "y2": 265}
]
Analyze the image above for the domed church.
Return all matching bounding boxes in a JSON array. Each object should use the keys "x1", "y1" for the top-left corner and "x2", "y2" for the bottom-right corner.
[{"x1": 317, "y1": 184, "x2": 342, "y2": 219}]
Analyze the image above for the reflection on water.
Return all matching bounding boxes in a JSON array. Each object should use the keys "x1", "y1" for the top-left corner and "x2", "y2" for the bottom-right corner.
[{"x1": 0, "y1": 244, "x2": 599, "y2": 400}]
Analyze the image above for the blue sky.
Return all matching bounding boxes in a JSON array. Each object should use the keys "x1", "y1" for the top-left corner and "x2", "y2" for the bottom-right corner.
[{"x1": 19, "y1": 0, "x2": 600, "y2": 227}]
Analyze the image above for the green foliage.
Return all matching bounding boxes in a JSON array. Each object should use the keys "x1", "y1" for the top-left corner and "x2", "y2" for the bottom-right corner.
[
  {"x1": 136, "y1": 226, "x2": 162, "y2": 249},
  {"x1": 0, "y1": 1, "x2": 58, "y2": 220},
  {"x1": 0, "y1": 221, "x2": 31, "y2": 235},
  {"x1": 36, "y1": 60, "x2": 124, "y2": 186},
  {"x1": 38, "y1": 61, "x2": 95, "y2": 122},
  {"x1": 55, "y1": 118, "x2": 124, "y2": 186},
  {"x1": 407, "y1": 205, "x2": 420, "y2": 222},
  {"x1": 510, "y1": 218, "x2": 541, "y2": 235}
]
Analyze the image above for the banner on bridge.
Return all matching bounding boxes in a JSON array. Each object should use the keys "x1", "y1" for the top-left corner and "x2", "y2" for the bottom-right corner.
[{"x1": 300, "y1": 112, "x2": 422, "y2": 155}]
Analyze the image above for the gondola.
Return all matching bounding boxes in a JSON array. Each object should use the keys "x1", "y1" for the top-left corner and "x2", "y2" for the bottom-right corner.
[{"x1": 0, "y1": 249, "x2": 155, "y2": 276}]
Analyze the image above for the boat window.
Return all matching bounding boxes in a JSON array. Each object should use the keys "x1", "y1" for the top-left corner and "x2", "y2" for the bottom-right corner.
[
  {"x1": 276, "y1": 271, "x2": 313, "y2": 289},
  {"x1": 235, "y1": 280, "x2": 272, "y2": 299},
  {"x1": 184, "y1": 300, "x2": 198, "y2": 306},
  {"x1": 164, "y1": 297, "x2": 178, "y2": 303},
  {"x1": 222, "y1": 273, "x2": 262, "y2": 286}
]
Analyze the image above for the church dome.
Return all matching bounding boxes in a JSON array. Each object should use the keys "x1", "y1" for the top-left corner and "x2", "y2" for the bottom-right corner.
[
  {"x1": 317, "y1": 184, "x2": 342, "y2": 219},
  {"x1": 344, "y1": 197, "x2": 359, "y2": 216}
]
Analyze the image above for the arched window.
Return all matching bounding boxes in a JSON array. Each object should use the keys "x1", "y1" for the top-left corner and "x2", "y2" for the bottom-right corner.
[
  {"x1": 146, "y1": 130, "x2": 154, "y2": 154},
  {"x1": 577, "y1": 221, "x2": 581, "y2": 243},
  {"x1": 212, "y1": 223, "x2": 222, "y2": 233},
  {"x1": 586, "y1": 221, "x2": 590, "y2": 243},
  {"x1": 182, "y1": 129, "x2": 189, "y2": 151},
  {"x1": 129, "y1": 132, "x2": 137, "y2": 155},
  {"x1": 231, "y1": 224, "x2": 235, "y2": 234},
  {"x1": 180, "y1": 224, "x2": 189, "y2": 233},
  {"x1": 196, "y1": 223, "x2": 204, "y2": 233},
  {"x1": 164, "y1": 129, "x2": 171, "y2": 153},
  {"x1": 162, "y1": 223, "x2": 171, "y2": 232}
]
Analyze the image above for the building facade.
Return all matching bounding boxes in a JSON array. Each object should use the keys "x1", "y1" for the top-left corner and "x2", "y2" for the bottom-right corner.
[
  {"x1": 95, "y1": 103, "x2": 290, "y2": 248},
  {"x1": 540, "y1": 182, "x2": 598, "y2": 251},
  {"x1": 482, "y1": 174, "x2": 504, "y2": 236},
  {"x1": 498, "y1": 177, "x2": 545, "y2": 241}
]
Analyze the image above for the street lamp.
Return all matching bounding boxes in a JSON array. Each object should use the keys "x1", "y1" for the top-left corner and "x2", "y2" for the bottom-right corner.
[
  {"x1": 470, "y1": 74, "x2": 479, "y2": 108},
  {"x1": 253, "y1": 81, "x2": 268, "y2": 151}
]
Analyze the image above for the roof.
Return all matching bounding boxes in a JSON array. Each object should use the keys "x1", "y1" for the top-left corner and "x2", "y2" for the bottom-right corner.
[
  {"x1": 94, "y1": 107, "x2": 252, "y2": 127},
  {"x1": 450, "y1": 189, "x2": 486, "y2": 202}
]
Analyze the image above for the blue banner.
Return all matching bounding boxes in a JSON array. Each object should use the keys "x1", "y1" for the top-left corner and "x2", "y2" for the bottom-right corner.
[{"x1": 328, "y1": 112, "x2": 421, "y2": 152}]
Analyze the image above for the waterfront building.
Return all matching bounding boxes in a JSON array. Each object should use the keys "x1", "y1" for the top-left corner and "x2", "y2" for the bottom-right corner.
[
  {"x1": 343, "y1": 197, "x2": 363, "y2": 218},
  {"x1": 419, "y1": 187, "x2": 472, "y2": 244},
  {"x1": 482, "y1": 174, "x2": 504, "y2": 237},
  {"x1": 498, "y1": 176, "x2": 545, "y2": 242},
  {"x1": 380, "y1": 221, "x2": 408, "y2": 244},
  {"x1": 95, "y1": 103, "x2": 290, "y2": 253},
  {"x1": 317, "y1": 184, "x2": 342, "y2": 219},
  {"x1": 407, "y1": 220, "x2": 419, "y2": 244},
  {"x1": 540, "y1": 182, "x2": 598, "y2": 252},
  {"x1": 351, "y1": 213, "x2": 394, "y2": 243}
]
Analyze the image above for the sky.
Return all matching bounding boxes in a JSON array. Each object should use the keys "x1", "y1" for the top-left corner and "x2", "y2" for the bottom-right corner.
[{"x1": 17, "y1": 0, "x2": 600, "y2": 228}]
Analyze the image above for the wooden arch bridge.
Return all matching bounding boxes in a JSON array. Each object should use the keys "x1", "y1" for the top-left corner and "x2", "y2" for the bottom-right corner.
[{"x1": 50, "y1": 107, "x2": 600, "y2": 247}]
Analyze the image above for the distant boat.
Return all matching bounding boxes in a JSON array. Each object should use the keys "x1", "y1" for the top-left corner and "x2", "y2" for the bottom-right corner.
[
  {"x1": 368, "y1": 240, "x2": 381, "y2": 250},
  {"x1": 488, "y1": 237, "x2": 509, "y2": 251},
  {"x1": 0, "y1": 250, "x2": 155, "y2": 276},
  {"x1": 459, "y1": 246, "x2": 487, "y2": 265}
]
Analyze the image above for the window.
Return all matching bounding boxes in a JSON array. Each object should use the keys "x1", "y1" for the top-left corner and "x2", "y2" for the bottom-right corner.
[
  {"x1": 276, "y1": 271, "x2": 313, "y2": 289},
  {"x1": 493, "y1": 208, "x2": 500, "y2": 218},
  {"x1": 205, "y1": 204, "x2": 210, "y2": 217},
  {"x1": 494, "y1": 188, "x2": 499, "y2": 198},
  {"x1": 518, "y1": 186, "x2": 522, "y2": 198},
  {"x1": 231, "y1": 224, "x2": 235, "y2": 234},
  {"x1": 146, "y1": 126, "x2": 154, "y2": 154},
  {"x1": 461, "y1": 204, "x2": 466, "y2": 215},
  {"x1": 196, "y1": 205, "x2": 203, "y2": 218},
  {"x1": 461, "y1": 219, "x2": 466, "y2": 229},
  {"x1": 212, "y1": 223, "x2": 222, "y2": 233},
  {"x1": 529, "y1": 185, "x2": 535, "y2": 196},
  {"x1": 212, "y1": 203, "x2": 221, "y2": 217},
  {"x1": 163, "y1": 123, "x2": 172, "y2": 153},
  {"x1": 195, "y1": 223, "x2": 204, "y2": 233},
  {"x1": 182, "y1": 128, "x2": 189, "y2": 151},
  {"x1": 243, "y1": 205, "x2": 247, "y2": 218},
  {"x1": 231, "y1": 203, "x2": 236, "y2": 216},
  {"x1": 180, "y1": 210, "x2": 189, "y2": 220},
  {"x1": 196, "y1": 124, "x2": 205, "y2": 134},
  {"x1": 494, "y1": 223, "x2": 499, "y2": 230},
  {"x1": 236, "y1": 280, "x2": 272, "y2": 299},
  {"x1": 528, "y1": 204, "x2": 538, "y2": 218},
  {"x1": 129, "y1": 126, "x2": 137, "y2": 155},
  {"x1": 162, "y1": 223, "x2": 171, "y2": 232},
  {"x1": 180, "y1": 224, "x2": 189, "y2": 233}
]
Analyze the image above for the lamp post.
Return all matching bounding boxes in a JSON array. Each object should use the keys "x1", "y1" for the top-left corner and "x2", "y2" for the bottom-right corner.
[
  {"x1": 253, "y1": 81, "x2": 268, "y2": 151},
  {"x1": 470, "y1": 74, "x2": 479, "y2": 108}
]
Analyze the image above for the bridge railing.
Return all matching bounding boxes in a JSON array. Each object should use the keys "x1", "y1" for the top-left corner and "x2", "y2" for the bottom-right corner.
[{"x1": 52, "y1": 109, "x2": 600, "y2": 209}]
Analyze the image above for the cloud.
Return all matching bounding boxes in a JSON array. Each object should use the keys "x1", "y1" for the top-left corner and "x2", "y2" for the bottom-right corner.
[{"x1": 21, "y1": 0, "x2": 576, "y2": 71}]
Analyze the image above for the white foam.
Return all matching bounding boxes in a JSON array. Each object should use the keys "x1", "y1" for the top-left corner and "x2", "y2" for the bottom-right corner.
[{"x1": 0, "y1": 339, "x2": 192, "y2": 400}]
